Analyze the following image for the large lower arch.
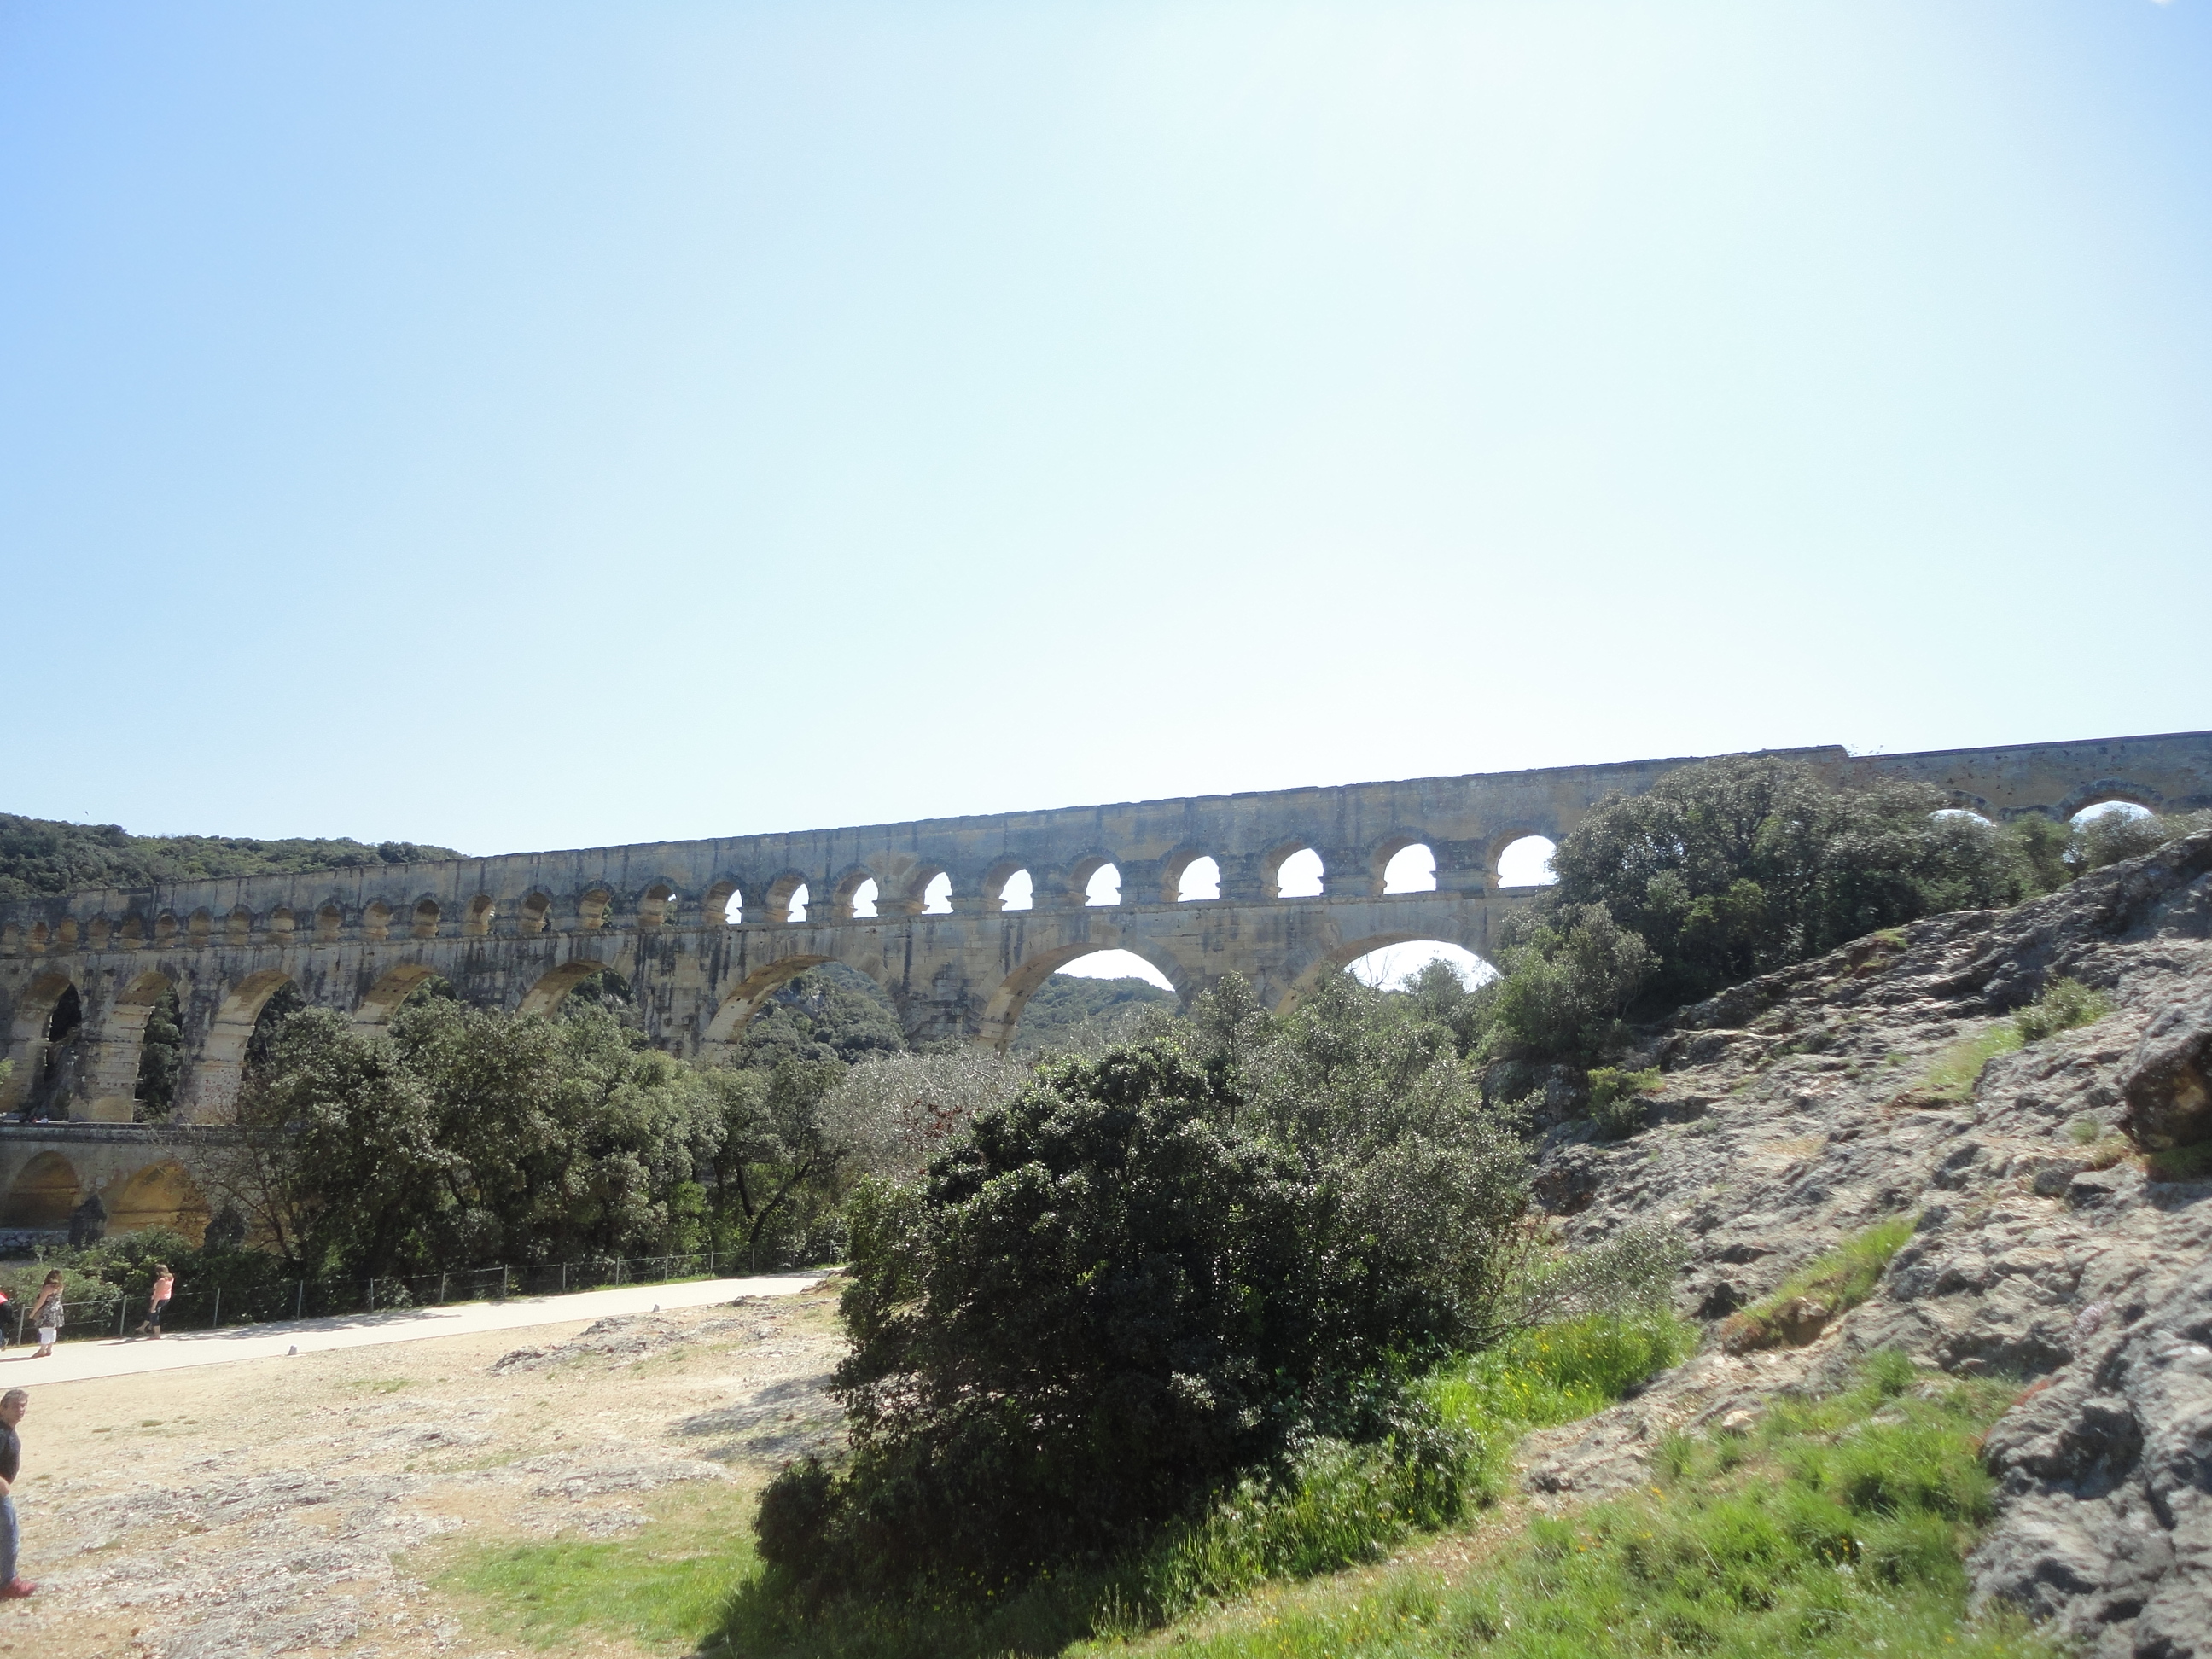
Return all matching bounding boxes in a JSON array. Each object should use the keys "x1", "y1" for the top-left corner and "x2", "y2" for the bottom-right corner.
[
  {"x1": 108, "y1": 1158, "x2": 210, "y2": 1241},
  {"x1": 974, "y1": 941, "x2": 1194, "y2": 1053},
  {"x1": 1, "y1": 972, "x2": 78, "y2": 1115},
  {"x1": 518, "y1": 960, "x2": 620, "y2": 1019},
  {"x1": 2, "y1": 1150, "x2": 81, "y2": 1229},
  {"x1": 80, "y1": 969, "x2": 179, "y2": 1121},
  {"x1": 696, "y1": 955, "x2": 834, "y2": 1061},
  {"x1": 1278, "y1": 930, "x2": 1491, "y2": 1014},
  {"x1": 354, "y1": 962, "x2": 445, "y2": 1027},
  {"x1": 183, "y1": 969, "x2": 300, "y2": 1121}
]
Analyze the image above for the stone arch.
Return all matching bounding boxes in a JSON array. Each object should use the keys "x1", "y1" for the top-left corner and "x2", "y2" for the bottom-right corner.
[
  {"x1": 188, "y1": 909, "x2": 212, "y2": 944},
  {"x1": 2, "y1": 1150, "x2": 81, "y2": 1228},
  {"x1": 1056, "y1": 853, "x2": 1119, "y2": 910},
  {"x1": 80, "y1": 969, "x2": 180, "y2": 1121},
  {"x1": 108, "y1": 1158, "x2": 209, "y2": 1241},
  {"x1": 225, "y1": 905, "x2": 253, "y2": 944},
  {"x1": 1491, "y1": 831, "x2": 1559, "y2": 888},
  {"x1": 1280, "y1": 928, "x2": 1492, "y2": 1014},
  {"x1": 883, "y1": 864, "x2": 950, "y2": 917},
  {"x1": 464, "y1": 895, "x2": 498, "y2": 936},
  {"x1": 1265, "y1": 841, "x2": 1325, "y2": 899},
  {"x1": 699, "y1": 954, "x2": 835, "y2": 1051},
  {"x1": 639, "y1": 882, "x2": 679, "y2": 929},
  {"x1": 363, "y1": 901, "x2": 393, "y2": 941},
  {"x1": 981, "y1": 860, "x2": 1031, "y2": 914},
  {"x1": 87, "y1": 916, "x2": 112, "y2": 950},
  {"x1": 704, "y1": 879, "x2": 742, "y2": 926},
  {"x1": 355, "y1": 963, "x2": 444, "y2": 1027},
  {"x1": 517, "y1": 891, "x2": 553, "y2": 935},
  {"x1": 411, "y1": 898, "x2": 442, "y2": 940},
  {"x1": 760, "y1": 870, "x2": 810, "y2": 924},
  {"x1": 576, "y1": 888, "x2": 613, "y2": 931},
  {"x1": 314, "y1": 903, "x2": 344, "y2": 941},
  {"x1": 830, "y1": 866, "x2": 882, "y2": 922},
  {"x1": 265, "y1": 907, "x2": 295, "y2": 941},
  {"x1": 1162, "y1": 848, "x2": 1219, "y2": 903},
  {"x1": 189, "y1": 969, "x2": 302, "y2": 1119},
  {"x1": 55, "y1": 918, "x2": 78, "y2": 948},
  {"x1": 154, "y1": 911, "x2": 179, "y2": 946},
  {"x1": 1, "y1": 972, "x2": 79, "y2": 1114},
  {"x1": 1371, "y1": 833, "x2": 1437, "y2": 895},
  {"x1": 975, "y1": 940, "x2": 1193, "y2": 1053},
  {"x1": 2056, "y1": 782, "x2": 2164, "y2": 820},
  {"x1": 518, "y1": 960, "x2": 616, "y2": 1019}
]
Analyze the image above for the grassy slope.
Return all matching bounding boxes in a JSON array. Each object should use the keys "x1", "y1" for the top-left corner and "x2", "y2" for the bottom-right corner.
[
  {"x1": 1098, "y1": 1356, "x2": 2052, "y2": 1659},
  {"x1": 429, "y1": 1318, "x2": 2048, "y2": 1659}
]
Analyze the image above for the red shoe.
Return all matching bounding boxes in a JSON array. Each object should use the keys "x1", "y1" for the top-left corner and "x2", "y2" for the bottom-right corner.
[{"x1": 0, "y1": 1580, "x2": 35, "y2": 1598}]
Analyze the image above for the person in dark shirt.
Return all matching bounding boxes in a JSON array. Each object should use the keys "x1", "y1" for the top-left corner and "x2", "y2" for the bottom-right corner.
[{"x1": 0, "y1": 1388, "x2": 30, "y2": 1598}]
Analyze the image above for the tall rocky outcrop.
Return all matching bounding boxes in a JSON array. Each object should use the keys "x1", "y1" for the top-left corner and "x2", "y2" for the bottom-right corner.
[{"x1": 1523, "y1": 830, "x2": 2212, "y2": 1657}]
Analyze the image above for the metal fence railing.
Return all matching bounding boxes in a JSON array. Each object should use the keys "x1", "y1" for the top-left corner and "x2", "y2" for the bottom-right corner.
[{"x1": 3, "y1": 1249, "x2": 830, "y2": 1348}]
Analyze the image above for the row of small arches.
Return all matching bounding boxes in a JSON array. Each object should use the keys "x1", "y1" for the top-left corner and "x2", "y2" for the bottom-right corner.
[{"x1": 0, "y1": 837, "x2": 1565, "y2": 955}]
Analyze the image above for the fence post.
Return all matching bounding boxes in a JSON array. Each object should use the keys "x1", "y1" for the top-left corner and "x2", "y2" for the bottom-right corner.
[
  {"x1": 560, "y1": 1262, "x2": 568, "y2": 1295},
  {"x1": 501, "y1": 1266, "x2": 509, "y2": 1300},
  {"x1": 295, "y1": 1280, "x2": 304, "y2": 1320},
  {"x1": 118, "y1": 1295, "x2": 126, "y2": 1338},
  {"x1": 367, "y1": 1278, "x2": 375, "y2": 1313},
  {"x1": 439, "y1": 1272, "x2": 447, "y2": 1306},
  {"x1": 212, "y1": 1287, "x2": 221, "y2": 1330}
]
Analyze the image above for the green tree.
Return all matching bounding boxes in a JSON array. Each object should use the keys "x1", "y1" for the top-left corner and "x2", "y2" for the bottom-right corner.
[
  {"x1": 760, "y1": 1044, "x2": 1385, "y2": 1590},
  {"x1": 701, "y1": 1057, "x2": 846, "y2": 1268},
  {"x1": 1545, "y1": 757, "x2": 2032, "y2": 1009}
]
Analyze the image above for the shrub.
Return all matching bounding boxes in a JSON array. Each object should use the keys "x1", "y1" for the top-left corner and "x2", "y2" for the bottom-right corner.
[
  {"x1": 1585, "y1": 1066, "x2": 1662, "y2": 1139},
  {"x1": 2014, "y1": 976, "x2": 2110, "y2": 1043},
  {"x1": 759, "y1": 1027, "x2": 1544, "y2": 1599},
  {"x1": 760, "y1": 1045, "x2": 1407, "y2": 1593},
  {"x1": 1477, "y1": 904, "x2": 1655, "y2": 1062},
  {"x1": 2069, "y1": 807, "x2": 2212, "y2": 876}
]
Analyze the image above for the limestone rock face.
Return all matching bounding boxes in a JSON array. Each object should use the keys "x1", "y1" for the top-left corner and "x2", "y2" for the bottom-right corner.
[
  {"x1": 1527, "y1": 830, "x2": 2212, "y2": 1657},
  {"x1": 2120, "y1": 998, "x2": 2212, "y2": 1151}
]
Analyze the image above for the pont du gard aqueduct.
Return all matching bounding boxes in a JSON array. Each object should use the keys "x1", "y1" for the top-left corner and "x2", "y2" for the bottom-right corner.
[{"x1": 3, "y1": 730, "x2": 2208, "y2": 1239}]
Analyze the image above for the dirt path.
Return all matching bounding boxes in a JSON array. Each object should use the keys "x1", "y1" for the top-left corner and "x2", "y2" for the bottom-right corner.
[
  {"x1": 0, "y1": 1284, "x2": 849, "y2": 1659},
  {"x1": 0, "y1": 1273, "x2": 822, "y2": 1388}
]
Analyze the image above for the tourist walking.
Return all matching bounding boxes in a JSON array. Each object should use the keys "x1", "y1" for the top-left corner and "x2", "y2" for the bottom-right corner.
[
  {"x1": 0, "y1": 1388, "x2": 32, "y2": 1598},
  {"x1": 26, "y1": 1274, "x2": 61, "y2": 1359},
  {"x1": 137, "y1": 1264, "x2": 174, "y2": 1338}
]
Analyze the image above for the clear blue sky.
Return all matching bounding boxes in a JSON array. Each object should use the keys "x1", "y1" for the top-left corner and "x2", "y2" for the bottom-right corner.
[{"x1": 3, "y1": 2, "x2": 2206, "y2": 857}]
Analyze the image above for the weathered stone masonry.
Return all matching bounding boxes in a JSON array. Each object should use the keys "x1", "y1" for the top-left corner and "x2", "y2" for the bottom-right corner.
[{"x1": 2, "y1": 731, "x2": 2206, "y2": 1232}]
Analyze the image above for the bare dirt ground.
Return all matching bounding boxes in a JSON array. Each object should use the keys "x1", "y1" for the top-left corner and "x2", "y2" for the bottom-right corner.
[{"x1": 0, "y1": 1284, "x2": 847, "y2": 1659}]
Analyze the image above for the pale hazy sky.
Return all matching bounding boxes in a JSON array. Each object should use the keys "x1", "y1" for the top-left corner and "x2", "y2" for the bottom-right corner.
[{"x1": 3, "y1": 2, "x2": 2206, "y2": 858}]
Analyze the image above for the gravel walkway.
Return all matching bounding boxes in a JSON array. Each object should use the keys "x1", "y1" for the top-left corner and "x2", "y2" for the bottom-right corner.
[{"x1": 0, "y1": 1272, "x2": 823, "y2": 1386}]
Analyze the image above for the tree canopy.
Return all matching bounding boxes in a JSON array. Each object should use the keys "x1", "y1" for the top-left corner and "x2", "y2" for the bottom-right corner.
[{"x1": 0, "y1": 811, "x2": 460, "y2": 899}]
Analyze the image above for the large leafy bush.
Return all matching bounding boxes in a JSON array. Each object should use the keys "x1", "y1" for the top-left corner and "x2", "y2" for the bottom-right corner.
[{"x1": 759, "y1": 1033, "x2": 1529, "y2": 1594}]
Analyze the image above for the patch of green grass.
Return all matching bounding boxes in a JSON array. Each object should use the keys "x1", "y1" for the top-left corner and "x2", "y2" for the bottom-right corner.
[
  {"x1": 2148, "y1": 1141, "x2": 2212, "y2": 1183},
  {"x1": 438, "y1": 1481, "x2": 758, "y2": 1652},
  {"x1": 1916, "y1": 1026, "x2": 2023, "y2": 1103},
  {"x1": 1094, "y1": 1358, "x2": 2057, "y2": 1659},
  {"x1": 1720, "y1": 1214, "x2": 1915, "y2": 1353}
]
